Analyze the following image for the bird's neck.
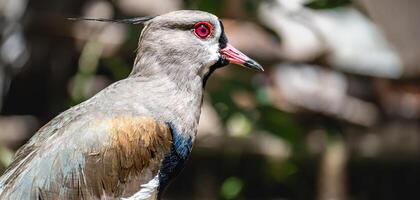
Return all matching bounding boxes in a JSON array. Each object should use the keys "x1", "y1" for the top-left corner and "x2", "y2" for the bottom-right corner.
[
  {"x1": 128, "y1": 72, "x2": 204, "y2": 140},
  {"x1": 128, "y1": 51, "x2": 210, "y2": 140}
]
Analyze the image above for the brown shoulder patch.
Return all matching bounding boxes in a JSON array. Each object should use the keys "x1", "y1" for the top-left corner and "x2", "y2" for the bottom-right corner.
[
  {"x1": 109, "y1": 116, "x2": 172, "y2": 169},
  {"x1": 85, "y1": 116, "x2": 172, "y2": 197}
]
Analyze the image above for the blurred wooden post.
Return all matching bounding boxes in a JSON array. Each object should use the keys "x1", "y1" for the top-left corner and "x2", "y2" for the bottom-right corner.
[{"x1": 318, "y1": 140, "x2": 348, "y2": 200}]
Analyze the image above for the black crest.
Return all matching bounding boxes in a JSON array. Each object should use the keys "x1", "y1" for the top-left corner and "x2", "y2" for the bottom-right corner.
[{"x1": 67, "y1": 16, "x2": 155, "y2": 24}]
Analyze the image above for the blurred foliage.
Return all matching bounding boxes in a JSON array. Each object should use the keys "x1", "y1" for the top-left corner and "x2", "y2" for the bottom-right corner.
[
  {"x1": 266, "y1": 160, "x2": 298, "y2": 182},
  {"x1": 305, "y1": 0, "x2": 352, "y2": 9},
  {"x1": 0, "y1": 146, "x2": 13, "y2": 168},
  {"x1": 186, "y1": 0, "x2": 224, "y2": 16},
  {"x1": 184, "y1": 0, "x2": 260, "y2": 20},
  {"x1": 220, "y1": 177, "x2": 244, "y2": 199},
  {"x1": 256, "y1": 105, "x2": 303, "y2": 149}
]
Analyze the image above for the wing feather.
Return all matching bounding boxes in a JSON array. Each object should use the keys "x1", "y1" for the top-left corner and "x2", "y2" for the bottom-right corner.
[{"x1": 0, "y1": 115, "x2": 172, "y2": 200}]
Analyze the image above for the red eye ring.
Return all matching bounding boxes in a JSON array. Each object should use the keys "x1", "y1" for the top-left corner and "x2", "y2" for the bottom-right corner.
[{"x1": 193, "y1": 22, "x2": 213, "y2": 39}]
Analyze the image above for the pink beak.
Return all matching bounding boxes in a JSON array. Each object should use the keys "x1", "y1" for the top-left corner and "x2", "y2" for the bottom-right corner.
[{"x1": 220, "y1": 43, "x2": 264, "y2": 71}]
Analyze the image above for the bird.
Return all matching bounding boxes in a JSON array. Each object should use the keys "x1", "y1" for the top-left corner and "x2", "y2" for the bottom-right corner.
[{"x1": 0, "y1": 10, "x2": 263, "y2": 200}]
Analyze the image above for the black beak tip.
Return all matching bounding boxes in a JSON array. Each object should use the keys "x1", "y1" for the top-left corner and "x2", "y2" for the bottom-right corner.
[{"x1": 244, "y1": 60, "x2": 264, "y2": 72}]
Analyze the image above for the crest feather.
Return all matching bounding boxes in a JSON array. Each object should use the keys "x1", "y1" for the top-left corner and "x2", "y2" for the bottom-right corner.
[{"x1": 67, "y1": 16, "x2": 155, "y2": 24}]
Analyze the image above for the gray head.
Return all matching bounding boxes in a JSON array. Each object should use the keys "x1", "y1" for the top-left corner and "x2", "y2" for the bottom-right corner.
[{"x1": 74, "y1": 10, "x2": 263, "y2": 86}]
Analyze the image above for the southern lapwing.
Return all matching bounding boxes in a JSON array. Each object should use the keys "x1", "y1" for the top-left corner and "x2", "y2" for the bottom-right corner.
[{"x1": 0, "y1": 10, "x2": 263, "y2": 200}]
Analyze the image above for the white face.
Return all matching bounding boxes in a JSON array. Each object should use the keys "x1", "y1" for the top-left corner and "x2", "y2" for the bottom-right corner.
[
  {"x1": 189, "y1": 20, "x2": 224, "y2": 70},
  {"x1": 192, "y1": 23, "x2": 225, "y2": 68}
]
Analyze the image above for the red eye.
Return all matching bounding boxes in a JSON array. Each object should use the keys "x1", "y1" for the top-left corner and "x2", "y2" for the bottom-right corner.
[{"x1": 193, "y1": 22, "x2": 213, "y2": 39}]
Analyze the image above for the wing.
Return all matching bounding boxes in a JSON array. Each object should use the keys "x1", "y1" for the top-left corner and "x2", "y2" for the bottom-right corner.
[{"x1": 0, "y1": 114, "x2": 172, "y2": 200}]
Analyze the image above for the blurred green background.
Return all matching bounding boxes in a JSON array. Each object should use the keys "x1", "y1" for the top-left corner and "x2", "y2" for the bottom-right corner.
[{"x1": 1, "y1": 0, "x2": 420, "y2": 199}]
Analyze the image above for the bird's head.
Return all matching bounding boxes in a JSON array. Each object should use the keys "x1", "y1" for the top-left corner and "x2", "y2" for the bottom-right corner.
[{"x1": 72, "y1": 10, "x2": 263, "y2": 86}]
